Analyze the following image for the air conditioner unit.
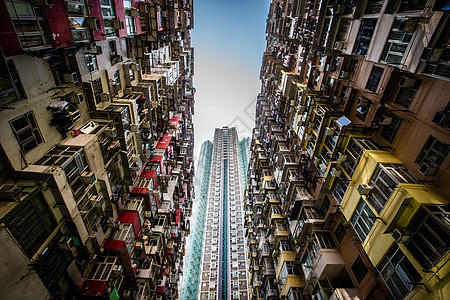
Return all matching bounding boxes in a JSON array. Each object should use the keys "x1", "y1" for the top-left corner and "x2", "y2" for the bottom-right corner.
[
  {"x1": 129, "y1": 8, "x2": 139, "y2": 17},
  {"x1": 81, "y1": 171, "x2": 96, "y2": 184},
  {"x1": 57, "y1": 236, "x2": 77, "y2": 255},
  {"x1": 357, "y1": 97, "x2": 369, "y2": 107},
  {"x1": 398, "y1": 76, "x2": 416, "y2": 87},
  {"x1": 95, "y1": 45, "x2": 102, "y2": 55},
  {"x1": 105, "y1": 127, "x2": 117, "y2": 138},
  {"x1": 63, "y1": 72, "x2": 78, "y2": 84},
  {"x1": 357, "y1": 183, "x2": 373, "y2": 195},
  {"x1": 324, "y1": 127, "x2": 335, "y2": 136},
  {"x1": 419, "y1": 162, "x2": 439, "y2": 176},
  {"x1": 112, "y1": 265, "x2": 123, "y2": 274},
  {"x1": 70, "y1": 93, "x2": 84, "y2": 104},
  {"x1": 89, "y1": 195, "x2": 104, "y2": 209},
  {"x1": 111, "y1": 19, "x2": 124, "y2": 29},
  {"x1": 392, "y1": 229, "x2": 410, "y2": 243},
  {"x1": 100, "y1": 93, "x2": 111, "y2": 102},
  {"x1": 330, "y1": 168, "x2": 342, "y2": 177},
  {"x1": 339, "y1": 70, "x2": 349, "y2": 78},
  {"x1": 379, "y1": 115, "x2": 393, "y2": 125},
  {"x1": 333, "y1": 96, "x2": 343, "y2": 104},
  {"x1": 85, "y1": 17, "x2": 101, "y2": 30},
  {"x1": 0, "y1": 184, "x2": 21, "y2": 202},
  {"x1": 336, "y1": 152, "x2": 347, "y2": 163}
]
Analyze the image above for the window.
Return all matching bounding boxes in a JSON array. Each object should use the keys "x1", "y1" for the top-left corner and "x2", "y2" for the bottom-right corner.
[
  {"x1": 398, "y1": 0, "x2": 427, "y2": 12},
  {"x1": 315, "y1": 232, "x2": 335, "y2": 249},
  {"x1": 367, "y1": 164, "x2": 417, "y2": 214},
  {"x1": 366, "y1": 66, "x2": 384, "y2": 92},
  {"x1": 334, "y1": 222, "x2": 346, "y2": 244},
  {"x1": 5, "y1": 1, "x2": 51, "y2": 50},
  {"x1": 280, "y1": 261, "x2": 295, "y2": 285},
  {"x1": 279, "y1": 240, "x2": 292, "y2": 252},
  {"x1": 287, "y1": 287, "x2": 305, "y2": 300},
  {"x1": 3, "y1": 192, "x2": 57, "y2": 258},
  {"x1": 381, "y1": 18, "x2": 416, "y2": 64},
  {"x1": 129, "y1": 67, "x2": 135, "y2": 81},
  {"x1": 85, "y1": 54, "x2": 98, "y2": 72},
  {"x1": 415, "y1": 136, "x2": 449, "y2": 172},
  {"x1": 1, "y1": 60, "x2": 26, "y2": 105},
  {"x1": 9, "y1": 111, "x2": 43, "y2": 153},
  {"x1": 406, "y1": 205, "x2": 450, "y2": 270},
  {"x1": 34, "y1": 239, "x2": 69, "y2": 288},
  {"x1": 351, "y1": 197, "x2": 376, "y2": 241},
  {"x1": 380, "y1": 115, "x2": 402, "y2": 143},
  {"x1": 353, "y1": 18, "x2": 377, "y2": 57},
  {"x1": 352, "y1": 256, "x2": 368, "y2": 283},
  {"x1": 113, "y1": 70, "x2": 121, "y2": 91},
  {"x1": 377, "y1": 244, "x2": 421, "y2": 300},
  {"x1": 331, "y1": 174, "x2": 349, "y2": 204},
  {"x1": 92, "y1": 78, "x2": 103, "y2": 104},
  {"x1": 395, "y1": 78, "x2": 421, "y2": 108},
  {"x1": 126, "y1": 16, "x2": 136, "y2": 35},
  {"x1": 109, "y1": 40, "x2": 120, "y2": 65},
  {"x1": 356, "y1": 97, "x2": 371, "y2": 121}
]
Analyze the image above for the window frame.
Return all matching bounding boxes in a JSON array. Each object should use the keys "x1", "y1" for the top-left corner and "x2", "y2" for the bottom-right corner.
[
  {"x1": 415, "y1": 136, "x2": 449, "y2": 171},
  {"x1": 9, "y1": 111, "x2": 44, "y2": 154},
  {"x1": 377, "y1": 243, "x2": 421, "y2": 300},
  {"x1": 405, "y1": 205, "x2": 450, "y2": 270},
  {"x1": 350, "y1": 197, "x2": 376, "y2": 242}
]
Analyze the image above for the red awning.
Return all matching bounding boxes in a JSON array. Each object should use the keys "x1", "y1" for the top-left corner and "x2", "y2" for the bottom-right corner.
[
  {"x1": 156, "y1": 135, "x2": 172, "y2": 149},
  {"x1": 131, "y1": 187, "x2": 149, "y2": 194},
  {"x1": 102, "y1": 239, "x2": 126, "y2": 250},
  {"x1": 81, "y1": 280, "x2": 108, "y2": 296},
  {"x1": 117, "y1": 211, "x2": 141, "y2": 238},
  {"x1": 150, "y1": 155, "x2": 163, "y2": 163},
  {"x1": 179, "y1": 197, "x2": 184, "y2": 203},
  {"x1": 141, "y1": 169, "x2": 156, "y2": 179}
]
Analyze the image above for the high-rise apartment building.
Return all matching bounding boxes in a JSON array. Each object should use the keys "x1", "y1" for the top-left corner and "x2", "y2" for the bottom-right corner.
[
  {"x1": 246, "y1": 1, "x2": 449, "y2": 300},
  {"x1": 0, "y1": 1, "x2": 195, "y2": 299},
  {"x1": 185, "y1": 127, "x2": 250, "y2": 300}
]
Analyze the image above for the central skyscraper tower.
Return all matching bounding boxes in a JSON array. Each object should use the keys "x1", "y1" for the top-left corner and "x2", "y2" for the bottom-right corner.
[{"x1": 187, "y1": 127, "x2": 250, "y2": 300}]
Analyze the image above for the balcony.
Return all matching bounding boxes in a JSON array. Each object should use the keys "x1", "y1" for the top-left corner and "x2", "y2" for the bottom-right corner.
[
  {"x1": 301, "y1": 244, "x2": 345, "y2": 288},
  {"x1": 273, "y1": 222, "x2": 289, "y2": 243},
  {"x1": 269, "y1": 206, "x2": 284, "y2": 225},
  {"x1": 158, "y1": 200, "x2": 172, "y2": 215},
  {"x1": 143, "y1": 235, "x2": 162, "y2": 256},
  {"x1": 262, "y1": 259, "x2": 276, "y2": 278}
]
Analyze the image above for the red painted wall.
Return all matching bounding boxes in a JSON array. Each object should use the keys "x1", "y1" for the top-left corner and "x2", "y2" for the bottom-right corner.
[
  {"x1": 114, "y1": 0, "x2": 127, "y2": 37},
  {"x1": 44, "y1": 0, "x2": 73, "y2": 48},
  {"x1": 0, "y1": 0, "x2": 22, "y2": 56},
  {"x1": 88, "y1": 0, "x2": 106, "y2": 41}
]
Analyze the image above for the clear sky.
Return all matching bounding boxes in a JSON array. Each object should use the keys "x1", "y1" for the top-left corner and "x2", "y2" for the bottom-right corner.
[{"x1": 191, "y1": 0, "x2": 271, "y2": 160}]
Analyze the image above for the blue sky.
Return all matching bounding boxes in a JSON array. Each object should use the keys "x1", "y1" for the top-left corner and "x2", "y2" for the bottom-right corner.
[{"x1": 192, "y1": 0, "x2": 271, "y2": 158}]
